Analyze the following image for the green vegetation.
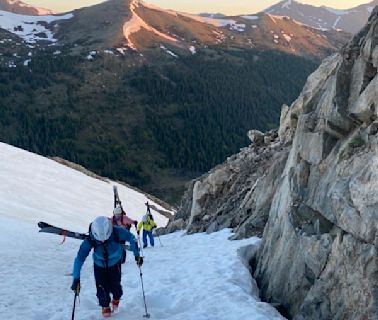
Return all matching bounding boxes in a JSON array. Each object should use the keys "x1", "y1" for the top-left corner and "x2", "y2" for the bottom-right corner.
[
  {"x1": 339, "y1": 133, "x2": 366, "y2": 161},
  {"x1": 0, "y1": 49, "x2": 318, "y2": 204}
]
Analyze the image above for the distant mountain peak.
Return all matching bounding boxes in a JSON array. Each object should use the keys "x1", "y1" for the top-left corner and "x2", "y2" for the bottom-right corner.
[
  {"x1": 0, "y1": 0, "x2": 349, "y2": 58},
  {"x1": 266, "y1": 0, "x2": 298, "y2": 12},
  {"x1": 117, "y1": 0, "x2": 348, "y2": 56},
  {"x1": 0, "y1": 0, "x2": 56, "y2": 15},
  {"x1": 264, "y1": 0, "x2": 378, "y2": 34}
]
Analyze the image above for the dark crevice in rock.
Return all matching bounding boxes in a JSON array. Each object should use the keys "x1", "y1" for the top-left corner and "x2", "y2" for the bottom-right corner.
[
  {"x1": 303, "y1": 88, "x2": 325, "y2": 114},
  {"x1": 272, "y1": 304, "x2": 291, "y2": 319},
  {"x1": 369, "y1": 121, "x2": 378, "y2": 135},
  {"x1": 249, "y1": 251, "x2": 291, "y2": 319},
  {"x1": 360, "y1": 61, "x2": 377, "y2": 94},
  {"x1": 304, "y1": 264, "x2": 316, "y2": 286},
  {"x1": 297, "y1": 158, "x2": 311, "y2": 189},
  {"x1": 322, "y1": 132, "x2": 339, "y2": 159},
  {"x1": 368, "y1": 103, "x2": 377, "y2": 123},
  {"x1": 325, "y1": 119, "x2": 351, "y2": 138},
  {"x1": 290, "y1": 203, "x2": 334, "y2": 236}
]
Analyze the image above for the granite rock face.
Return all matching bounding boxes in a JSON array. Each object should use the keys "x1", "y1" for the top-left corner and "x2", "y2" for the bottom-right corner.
[
  {"x1": 254, "y1": 10, "x2": 378, "y2": 319},
  {"x1": 163, "y1": 8, "x2": 378, "y2": 320}
]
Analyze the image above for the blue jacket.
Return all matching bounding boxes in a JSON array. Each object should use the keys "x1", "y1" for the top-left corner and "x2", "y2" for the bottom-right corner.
[{"x1": 73, "y1": 226, "x2": 140, "y2": 279}]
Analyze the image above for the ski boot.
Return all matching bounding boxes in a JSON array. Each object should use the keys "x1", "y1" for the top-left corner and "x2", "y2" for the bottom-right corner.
[
  {"x1": 102, "y1": 307, "x2": 112, "y2": 318},
  {"x1": 112, "y1": 299, "x2": 120, "y2": 312}
]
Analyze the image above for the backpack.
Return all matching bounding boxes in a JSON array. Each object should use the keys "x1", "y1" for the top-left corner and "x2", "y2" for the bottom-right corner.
[{"x1": 87, "y1": 223, "x2": 126, "y2": 266}]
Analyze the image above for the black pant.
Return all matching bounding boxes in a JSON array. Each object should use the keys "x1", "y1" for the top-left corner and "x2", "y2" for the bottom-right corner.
[{"x1": 94, "y1": 261, "x2": 123, "y2": 307}]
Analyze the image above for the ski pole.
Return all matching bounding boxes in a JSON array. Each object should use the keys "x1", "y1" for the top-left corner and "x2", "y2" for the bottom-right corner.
[
  {"x1": 71, "y1": 282, "x2": 80, "y2": 320},
  {"x1": 137, "y1": 234, "x2": 144, "y2": 257},
  {"x1": 138, "y1": 266, "x2": 150, "y2": 318},
  {"x1": 71, "y1": 291, "x2": 78, "y2": 320},
  {"x1": 158, "y1": 235, "x2": 163, "y2": 247},
  {"x1": 156, "y1": 233, "x2": 163, "y2": 247}
]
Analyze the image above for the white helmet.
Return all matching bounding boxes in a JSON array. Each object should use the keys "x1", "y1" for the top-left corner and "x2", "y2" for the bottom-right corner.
[
  {"x1": 113, "y1": 206, "x2": 122, "y2": 216},
  {"x1": 91, "y1": 216, "x2": 113, "y2": 241}
]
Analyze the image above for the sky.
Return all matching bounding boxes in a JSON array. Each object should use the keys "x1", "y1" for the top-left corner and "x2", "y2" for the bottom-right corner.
[{"x1": 25, "y1": 0, "x2": 373, "y2": 15}]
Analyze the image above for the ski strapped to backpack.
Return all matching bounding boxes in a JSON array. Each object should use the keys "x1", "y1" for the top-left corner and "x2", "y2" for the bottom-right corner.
[
  {"x1": 113, "y1": 185, "x2": 122, "y2": 210},
  {"x1": 38, "y1": 221, "x2": 87, "y2": 242},
  {"x1": 38, "y1": 221, "x2": 130, "y2": 250},
  {"x1": 145, "y1": 201, "x2": 152, "y2": 216}
]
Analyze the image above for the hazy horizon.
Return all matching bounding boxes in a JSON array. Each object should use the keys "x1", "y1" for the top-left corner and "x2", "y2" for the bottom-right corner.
[{"x1": 21, "y1": 0, "x2": 375, "y2": 15}]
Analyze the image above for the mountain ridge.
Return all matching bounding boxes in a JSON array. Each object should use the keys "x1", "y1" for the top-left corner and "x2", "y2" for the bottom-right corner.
[
  {"x1": 0, "y1": 0, "x2": 350, "y2": 58},
  {"x1": 265, "y1": 0, "x2": 378, "y2": 34},
  {"x1": 0, "y1": 0, "x2": 56, "y2": 15},
  {"x1": 0, "y1": 0, "x2": 349, "y2": 203}
]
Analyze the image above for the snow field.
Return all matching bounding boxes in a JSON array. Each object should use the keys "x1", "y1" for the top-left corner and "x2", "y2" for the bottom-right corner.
[
  {"x1": 0, "y1": 10, "x2": 73, "y2": 43},
  {"x1": 0, "y1": 142, "x2": 170, "y2": 232},
  {"x1": 0, "y1": 143, "x2": 282, "y2": 319},
  {"x1": 0, "y1": 215, "x2": 283, "y2": 320}
]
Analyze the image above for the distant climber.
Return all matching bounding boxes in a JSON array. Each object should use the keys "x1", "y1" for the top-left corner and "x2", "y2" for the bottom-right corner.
[
  {"x1": 112, "y1": 205, "x2": 137, "y2": 231},
  {"x1": 112, "y1": 205, "x2": 138, "y2": 263},
  {"x1": 71, "y1": 216, "x2": 143, "y2": 318},
  {"x1": 137, "y1": 209, "x2": 157, "y2": 248}
]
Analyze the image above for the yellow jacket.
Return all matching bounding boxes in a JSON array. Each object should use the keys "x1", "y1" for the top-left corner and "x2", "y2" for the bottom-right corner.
[{"x1": 138, "y1": 215, "x2": 157, "y2": 232}]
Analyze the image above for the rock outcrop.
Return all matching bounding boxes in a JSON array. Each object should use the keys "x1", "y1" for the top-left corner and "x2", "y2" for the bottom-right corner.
[
  {"x1": 254, "y1": 9, "x2": 378, "y2": 319},
  {"x1": 162, "y1": 128, "x2": 289, "y2": 239},
  {"x1": 164, "y1": 8, "x2": 378, "y2": 320}
]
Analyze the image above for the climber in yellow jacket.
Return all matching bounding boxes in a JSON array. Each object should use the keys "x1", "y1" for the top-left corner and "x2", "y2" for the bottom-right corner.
[{"x1": 137, "y1": 212, "x2": 157, "y2": 248}]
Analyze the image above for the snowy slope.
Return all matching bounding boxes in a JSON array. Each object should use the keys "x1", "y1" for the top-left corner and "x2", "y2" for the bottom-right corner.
[
  {"x1": 0, "y1": 142, "x2": 283, "y2": 319},
  {"x1": 0, "y1": 215, "x2": 283, "y2": 320},
  {"x1": 0, "y1": 10, "x2": 73, "y2": 43},
  {"x1": 0, "y1": 142, "x2": 170, "y2": 232}
]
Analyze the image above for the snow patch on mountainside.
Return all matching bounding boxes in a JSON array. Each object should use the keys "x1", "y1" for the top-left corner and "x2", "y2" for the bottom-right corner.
[
  {"x1": 177, "y1": 14, "x2": 239, "y2": 28},
  {"x1": 266, "y1": 13, "x2": 285, "y2": 24},
  {"x1": 282, "y1": 33, "x2": 292, "y2": 42},
  {"x1": 160, "y1": 44, "x2": 178, "y2": 57},
  {"x1": 333, "y1": 16, "x2": 341, "y2": 28},
  {"x1": 189, "y1": 45, "x2": 196, "y2": 54},
  {"x1": 0, "y1": 10, "x2": 72, "y2": 43},
  {"x1": 123, "y1": 0, "x2": 177, "y2": 50},
  {"x1": 230, "y1": 23, "x2": 245, "y2": 32},
  {"x1": 282, "y1": 0, "x2": 293, "y2": 9},
  {"x1": 241, "y1": 15, "x2": 259, "y2": 20}
]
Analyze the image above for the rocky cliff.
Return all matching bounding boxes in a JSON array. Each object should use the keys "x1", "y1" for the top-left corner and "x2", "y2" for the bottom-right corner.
[
  {"x1": 163, "y1": 7, "x2": 378, "y2": 320},
  {"x1": 161, "y1": 128, "x2": 290, "y2": 239}
]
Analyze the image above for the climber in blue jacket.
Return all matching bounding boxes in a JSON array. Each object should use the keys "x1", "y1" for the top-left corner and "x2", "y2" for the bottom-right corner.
[{"x1": 71, "y1": 216, "x2": 143, "y2": 318}]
